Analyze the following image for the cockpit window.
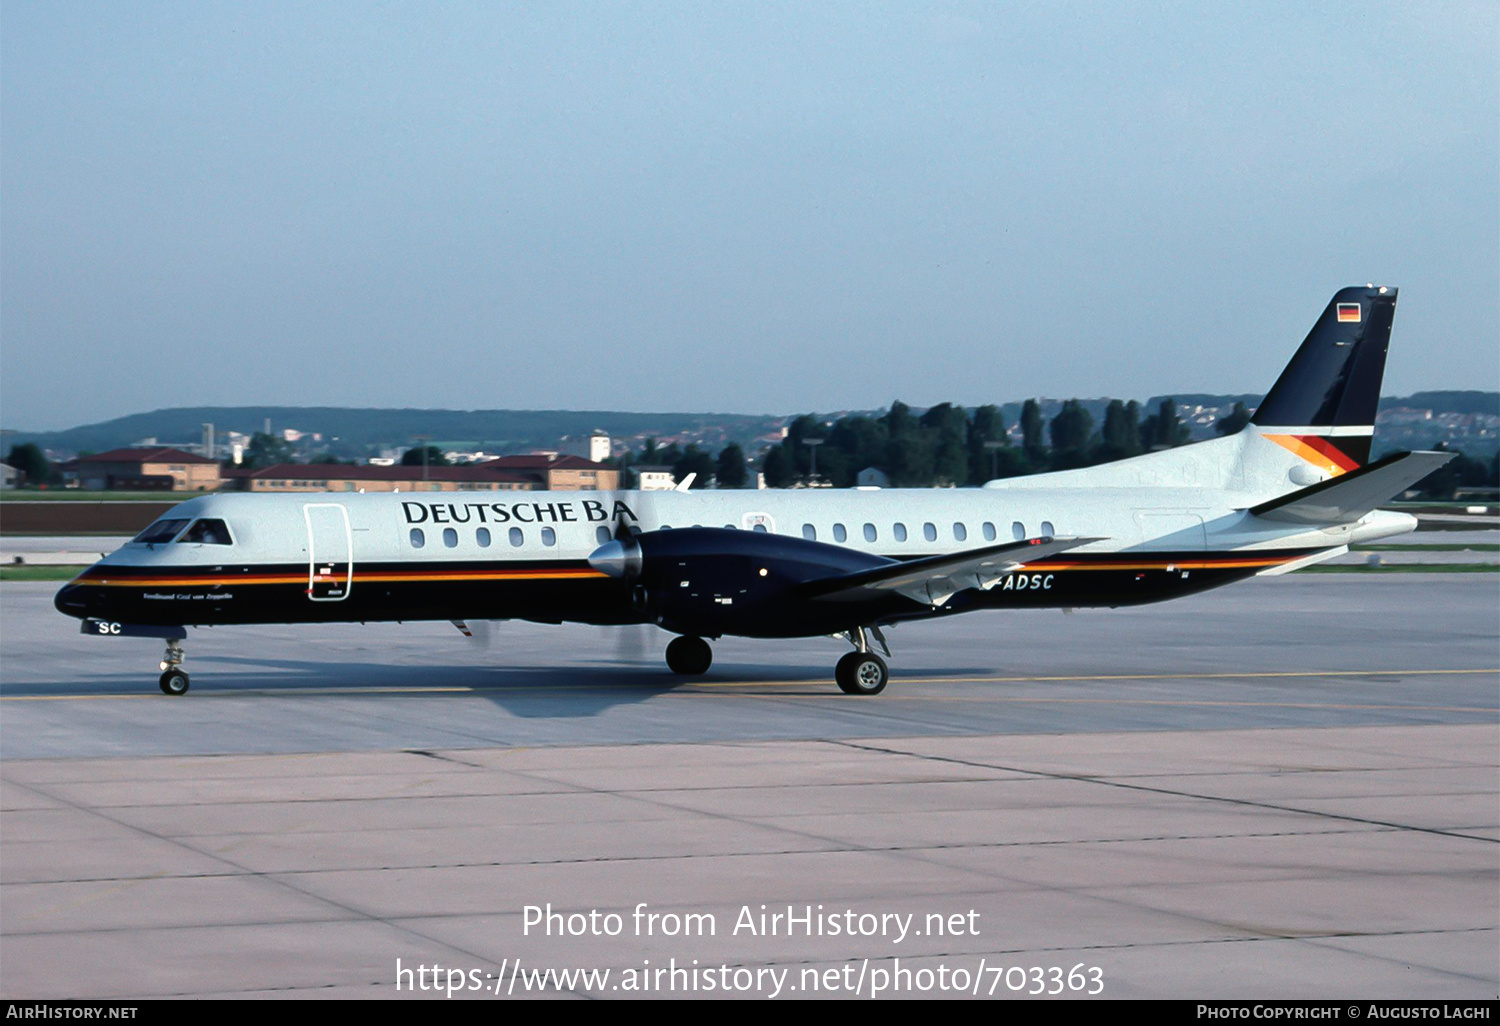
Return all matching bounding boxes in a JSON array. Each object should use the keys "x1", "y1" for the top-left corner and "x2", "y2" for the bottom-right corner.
[
  {"x1": 178, "y1": 518, "x2": 233, "y2": 545},
  {"x1": 133, "y1": 518, "x2": 190, "y2": 544}
]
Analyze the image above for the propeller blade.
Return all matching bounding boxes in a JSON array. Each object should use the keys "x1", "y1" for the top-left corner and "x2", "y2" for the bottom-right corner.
[{"x1": 612, "y1": 623, "x2": 649, "y2": 664}]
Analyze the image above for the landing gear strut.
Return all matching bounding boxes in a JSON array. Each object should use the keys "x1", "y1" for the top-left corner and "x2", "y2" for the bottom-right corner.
[
  {"x1": 835, "y1": 626, "x2": 889, "y2": 695},
  {"x1": 158, "y1": 639, "x2": 189, "y2": 695},
  {"x1": 665, "y1": 635, "x2": 713, "y2": 675}
]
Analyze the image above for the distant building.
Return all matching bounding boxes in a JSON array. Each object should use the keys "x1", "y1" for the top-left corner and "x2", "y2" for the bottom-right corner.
[
  {"x1": 486, "y1": 454, "x2": 619, "y2": 491},
  {"x1": 232, "y1": 454, "x2": 618, "y2": 493},
  {"x1": 0, "y1": 463, "x2": 16, "y2": 489},
  {"x1": 633, "y1": 465, "x2": 677, "y2": 491},
  {"x1": 73, "y1": 448, "x2": 221, "y2": 491},
  {"x1": 561, "y1": 431, "x2": 612, "y2": 463}
]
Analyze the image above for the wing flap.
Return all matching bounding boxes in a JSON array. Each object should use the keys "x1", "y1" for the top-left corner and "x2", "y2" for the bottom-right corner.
[
  {"x1": 803, "y1": 536, "x2": 1105, "y2": 606},
  {"x1": 1249, "y1": 450, "x2": 1453, "y2": 524}
]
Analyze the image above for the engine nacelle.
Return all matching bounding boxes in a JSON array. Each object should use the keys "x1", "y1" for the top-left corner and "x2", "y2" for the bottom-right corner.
[{"x1": 588, "y1": 527, "x2": 893, "y2": 638}]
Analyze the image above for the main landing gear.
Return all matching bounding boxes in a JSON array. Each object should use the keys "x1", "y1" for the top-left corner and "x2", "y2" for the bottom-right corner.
[
  {"x1": 663, "y1": 629, "x2": 892, "y2": 695},
  {"x1": 158, "y1": 639, "x2": 189, "y2": 695},
  {"x1": 835, "y1": 625, "x2": 890, "y2": 696},
  {"x1": 665, "y1": 635, "x2": 714, "y2": 675}
]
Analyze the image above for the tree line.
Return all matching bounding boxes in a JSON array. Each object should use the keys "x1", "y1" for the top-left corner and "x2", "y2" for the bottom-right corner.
[
  {"x1": 7, "y1": 406, "x2": 1499, "y2": 500},
  {"x1": 751, "y1": 398, "x2": 1243, "y2": 488},
  {"x1": 608, "y1": 397, "x2": 1498, "y2": 501}
]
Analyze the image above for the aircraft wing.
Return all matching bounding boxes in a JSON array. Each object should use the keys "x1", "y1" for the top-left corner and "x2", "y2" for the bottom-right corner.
[
  {"x1": 802, "y1": 536, "x2": 1105, "y2": 607},
  {"x1": 1249, "y1": 450, "x2": 1454, "y2": 525}
]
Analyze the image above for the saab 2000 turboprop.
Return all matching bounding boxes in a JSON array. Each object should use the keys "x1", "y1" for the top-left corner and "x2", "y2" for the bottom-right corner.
[{"x1": 55, "y1": 285, "x2": 1449, "y2": 696}]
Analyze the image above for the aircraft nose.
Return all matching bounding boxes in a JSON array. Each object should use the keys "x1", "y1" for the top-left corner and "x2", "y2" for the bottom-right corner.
[{"x1": 54, "y1": 580, "x2": 91, "y2": 618}]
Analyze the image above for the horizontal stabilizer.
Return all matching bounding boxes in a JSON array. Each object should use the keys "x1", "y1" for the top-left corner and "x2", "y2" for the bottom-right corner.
[
  {"x1": 1255, "y1": 545, "x2": 1348, "y2": 576},
  {"x1": 804, "y1": 536, "x2": 1105, "y2": 607},
  {"x1": 1249, "y1": 451, "x2": 1453, "y2": 524}
]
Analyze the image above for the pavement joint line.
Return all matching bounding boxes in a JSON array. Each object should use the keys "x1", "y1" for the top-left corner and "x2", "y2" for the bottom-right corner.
[
  {"x1": 830, "y1": 740, "x2": 1500, "y2": 847},
  {"x1": 0, "y1": 824, "x2": 1435, "y2": 890},
  {"x1": 1297, "y1": 928, "x2": 1500, "y2": 987}
]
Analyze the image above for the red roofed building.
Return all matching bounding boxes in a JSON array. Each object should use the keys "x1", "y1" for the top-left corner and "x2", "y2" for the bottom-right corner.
[
  {"x1": 74, "y1": 448, "x2": 222, "y2": 491},
  {"x1": 232, "y1": 454, "x2": 618, "y2": 493}
]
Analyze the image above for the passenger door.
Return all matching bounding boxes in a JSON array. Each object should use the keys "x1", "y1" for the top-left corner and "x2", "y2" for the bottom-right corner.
[{"x1": 304, "y1": 503, "x2": 353, "y2": 601}]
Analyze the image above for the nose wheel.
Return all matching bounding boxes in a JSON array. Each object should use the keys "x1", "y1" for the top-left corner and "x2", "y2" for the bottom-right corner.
[{"x1": 158, "y1": 639, "x2": 189, "y2": 695}]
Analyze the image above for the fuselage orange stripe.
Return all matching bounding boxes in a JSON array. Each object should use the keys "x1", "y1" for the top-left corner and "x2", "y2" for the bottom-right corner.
[
  {"x1": 75, "y1": 555, "x2": 1298, "y2": 588},
  {"x1": 1021, "y1": 558, "x2": 1287, "y2": 571},
  {"x1": 77, "y1": 569, "x2": 608, "y2": 587}
]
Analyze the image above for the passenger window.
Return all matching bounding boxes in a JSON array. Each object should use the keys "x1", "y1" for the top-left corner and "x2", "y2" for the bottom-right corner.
[
  {"x1": 1012, "y1": 521, "x2": 1025, "y2": 540},
  {"x1": 509, "y1": 527, "x2": 524, "y2": 547},
  {"x1": 893, "y1": 523, "x2": 907, "y2": 542},
  {"x1": 923, "y1": 522, "x2": 937, "y2": 542},
  {"x1": 409, "y1": 528, "x2": 425, "y2": 548},
  {"x1": 541, "y1": 527, "x2": 557, "y2": 546},
  {"x1": 443, "y1": 528, "x2": 458, "y2": 548},
  {"x1": 863, "y1": 523, "x2": 877, "y2": 542},
  {"x1": 982, "y1": 522, "x2": 996, "y2": 542},
  {"x1": 596, "y1": 526, "x2": 611, "y2": 544},
  {"x1": 477, "y1": 528, "x2": 492, "y2": 547},
  {"x1": 1041, "y1": 521, "x2": 1055, "y2": 537},
  {"x1": 179, "y1": 519, "x2": 232, "y2": 545},
  {"x1": 802, "y1": 524, "x2": 816, "y2": 541},
  {"x1": 833, "y1": 523, "x2": 847, "y2": 543},
  {"x1": 133, "y1": 518, "x2": 190, "y2": 544},
  {"x1": 953, "y1": 522, "x2": 968, "y2": 542}
]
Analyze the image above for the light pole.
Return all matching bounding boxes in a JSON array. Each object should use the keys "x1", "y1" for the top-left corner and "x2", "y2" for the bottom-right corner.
[
  {"x1": 802, "y1": 438, "x2": 824, "y2": 486},
  {"x1": 984, "y1": 439, "x2": 1005, "y2": 481},
  {"x1": 411, "y1": 435, "x2": 432, "y2": 483}
]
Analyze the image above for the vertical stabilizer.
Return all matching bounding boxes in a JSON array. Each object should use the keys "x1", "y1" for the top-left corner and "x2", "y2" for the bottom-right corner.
[{"x1": 1250, "y1": 285, "x2": 1396, "y2": 469}]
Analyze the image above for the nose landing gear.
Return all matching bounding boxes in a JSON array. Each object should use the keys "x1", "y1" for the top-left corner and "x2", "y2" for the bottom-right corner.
[{"x1": 158, "y1": 639, "x2": 189, "y2": 695}]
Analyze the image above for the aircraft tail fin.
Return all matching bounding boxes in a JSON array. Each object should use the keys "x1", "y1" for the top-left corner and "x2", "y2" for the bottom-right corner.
[
  {"x1": 1250, "y1": 285, "x2": 1397, "y2": 471},
  {"x1": 986, "y1": 285, "x2": 1405, "y2": 499}
]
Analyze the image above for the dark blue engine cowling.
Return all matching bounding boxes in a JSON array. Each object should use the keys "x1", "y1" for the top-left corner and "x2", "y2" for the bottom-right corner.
[{"x1": 599, "y1": 527, "x2": 896, "y2": 638}]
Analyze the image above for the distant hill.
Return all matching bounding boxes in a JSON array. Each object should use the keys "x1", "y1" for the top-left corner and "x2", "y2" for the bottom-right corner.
[
  {"x1": 7, "y1": 406, "x2": 786, "y2": 456},
  {"x1": 1384, "y1": 391, "x2": 1499, "y2": 417},
  {"x1": 7, "y1": 391, "x2": 1495, "y2": 457}
]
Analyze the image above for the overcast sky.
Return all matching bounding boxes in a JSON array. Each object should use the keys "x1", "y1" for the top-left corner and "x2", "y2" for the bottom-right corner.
[{"x1": 3, "y1": 1, "x2": 1496, "y2": 431}]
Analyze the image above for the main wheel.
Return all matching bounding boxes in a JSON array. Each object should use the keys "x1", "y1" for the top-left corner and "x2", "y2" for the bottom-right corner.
[
  {"x1": 158, "y1": 669, "x2": 190, "y2": 696},
  {"x1": 665, "y1": 636, "x2": 713, "y2": 675},
  {"x1": 835, "y1": 651, "x2": 888, "y2": 695}
]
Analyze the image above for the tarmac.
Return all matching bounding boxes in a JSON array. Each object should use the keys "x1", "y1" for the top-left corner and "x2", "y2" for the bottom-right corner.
[{"x1": 1, "y1": 573, "x2": 1496, "y2": 999}]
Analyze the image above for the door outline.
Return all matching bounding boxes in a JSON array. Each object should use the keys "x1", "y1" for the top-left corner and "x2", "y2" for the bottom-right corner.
[
  {"x1": 1133, "y1": 511, "x2": 1208, "y2": 550},
  {"x1": 304, "y1": 503, "x2": 353, "y2": 601}
]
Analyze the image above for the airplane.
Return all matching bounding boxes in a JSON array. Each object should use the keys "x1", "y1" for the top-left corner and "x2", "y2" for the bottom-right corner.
[{"x1": 54, "y1": 285, "x2": 1450, "y2": 697}]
